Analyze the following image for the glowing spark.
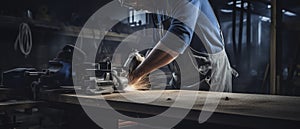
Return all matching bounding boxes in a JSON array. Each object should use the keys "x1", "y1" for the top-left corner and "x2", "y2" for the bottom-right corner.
[{"x1": 124, "y1": 84, "x2": 138, "y2": 91}]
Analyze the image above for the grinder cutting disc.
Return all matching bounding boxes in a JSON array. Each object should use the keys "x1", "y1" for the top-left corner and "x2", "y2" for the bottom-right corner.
[
  {"x1": 128, "y1": 49, "x2": 181, "y2": 90},
  {"x1": 128, "y1": 50, "x2": 150, "y2": 90}
]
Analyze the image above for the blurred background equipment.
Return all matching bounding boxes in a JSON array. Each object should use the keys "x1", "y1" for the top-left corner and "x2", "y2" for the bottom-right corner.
[{"x1": 3, "y1": 68, "x2": 38, "y2": 99}]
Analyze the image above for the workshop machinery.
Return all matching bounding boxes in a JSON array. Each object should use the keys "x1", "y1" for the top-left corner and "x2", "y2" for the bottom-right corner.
[{"x1": 2, "y1": 44, "x2": 86, "y2": 99}]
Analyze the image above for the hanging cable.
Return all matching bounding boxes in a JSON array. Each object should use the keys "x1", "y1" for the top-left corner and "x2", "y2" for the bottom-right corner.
[{"x1": 14, "y1": 23, "x2": 33, "y2": 57}]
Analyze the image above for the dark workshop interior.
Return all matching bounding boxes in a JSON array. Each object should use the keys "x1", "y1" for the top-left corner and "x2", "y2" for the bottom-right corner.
[{"x1": 0, "y1": 0, "x2": 300, "y2": 129}]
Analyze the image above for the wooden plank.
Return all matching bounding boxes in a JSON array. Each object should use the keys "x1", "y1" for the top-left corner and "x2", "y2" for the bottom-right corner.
[{"x1": 41, "y1": 90, "x2": 300, "y2": 122}]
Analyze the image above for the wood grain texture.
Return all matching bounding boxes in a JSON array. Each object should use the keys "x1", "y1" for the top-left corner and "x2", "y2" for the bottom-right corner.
[{"x1": 41, "y1": 90, "x2": 300, "y2": 122}]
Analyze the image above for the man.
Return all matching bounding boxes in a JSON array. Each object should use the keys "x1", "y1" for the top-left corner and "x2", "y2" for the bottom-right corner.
[{"x1": 119, "y1": 0, "x2": 237, "y2": 92}]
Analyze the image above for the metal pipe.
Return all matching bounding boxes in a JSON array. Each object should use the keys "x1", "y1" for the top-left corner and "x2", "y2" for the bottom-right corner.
[
  {"x1": 270, "y1": 0, "x2": 277, "y2": 95},
  {"x1": 232, "y1": 0, "x2": 238, "y2": 57},
  {"x1": 238, "y1": 0, "x2": 245, "y2": 55},
  {"x1": 276, "y1": 0, "x2": 283, "y2": 95},
  {"x1": 246, "y1": 1, "x2": 252, "y2": 69}
]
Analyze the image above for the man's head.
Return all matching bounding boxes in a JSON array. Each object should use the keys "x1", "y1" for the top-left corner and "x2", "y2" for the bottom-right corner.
[{"x1": 119, "y1": 0, "x2": 155, "y2": 11}]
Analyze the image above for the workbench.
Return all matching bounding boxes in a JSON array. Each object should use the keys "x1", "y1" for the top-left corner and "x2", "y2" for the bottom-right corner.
[
  {"x1": 41, "y1": 90, "x2": 300, "y2": 129},
  {"x1": 0, "y1": 88, "x2": 41, "y2": 111},
  {"x1": 0, "y1": 88, "x2": 44, "y2": 129}
]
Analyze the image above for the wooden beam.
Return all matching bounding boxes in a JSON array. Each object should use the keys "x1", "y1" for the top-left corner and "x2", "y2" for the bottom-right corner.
[{"x1": 270, "y1": 0, "x2": 277, "y2": 95}]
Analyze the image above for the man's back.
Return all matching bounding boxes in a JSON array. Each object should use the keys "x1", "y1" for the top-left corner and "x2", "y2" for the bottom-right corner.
[{"x1": 152, "y1": 0, "x2": 224, "y2": 54}]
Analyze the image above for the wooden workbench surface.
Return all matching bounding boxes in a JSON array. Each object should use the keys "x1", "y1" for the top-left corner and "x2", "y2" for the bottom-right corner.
[{"x1": 42, "y1": 90, "x2": 300, "y2": 123}]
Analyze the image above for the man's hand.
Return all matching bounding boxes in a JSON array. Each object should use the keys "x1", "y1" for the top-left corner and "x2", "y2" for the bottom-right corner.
[
  {"x1": 126, "y1": 43, "x2": 179, "y2": 91},
  {"x1": 126, "y1": 52, "x2": 150, "y2": 90}
]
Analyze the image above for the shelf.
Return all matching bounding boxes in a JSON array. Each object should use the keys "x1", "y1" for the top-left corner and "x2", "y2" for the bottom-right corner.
[
  {"x1": 0, "y1": 15, "x2": 133, "y2": 42},
  {"x1": 0, "y1": 15, "x2": 61, "y2": 30},
  {"x1": 59, "y1": 26, "x2": 133, "y2": 42}
]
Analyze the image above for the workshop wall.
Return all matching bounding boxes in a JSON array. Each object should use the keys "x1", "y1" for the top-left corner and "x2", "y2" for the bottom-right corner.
[{"x1": 0, "y1": 0, "x2": 111, "y2": 78}]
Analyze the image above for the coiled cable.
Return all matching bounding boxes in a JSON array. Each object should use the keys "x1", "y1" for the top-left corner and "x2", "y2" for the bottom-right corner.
[{"x1": 14, "y1": 23, "x2": 32, "y2": 56}]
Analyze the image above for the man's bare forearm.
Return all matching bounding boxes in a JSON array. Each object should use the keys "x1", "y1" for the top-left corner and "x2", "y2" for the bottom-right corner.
[{"x1": 132, "y1": 42, "x2": 179, "y2": 79}]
